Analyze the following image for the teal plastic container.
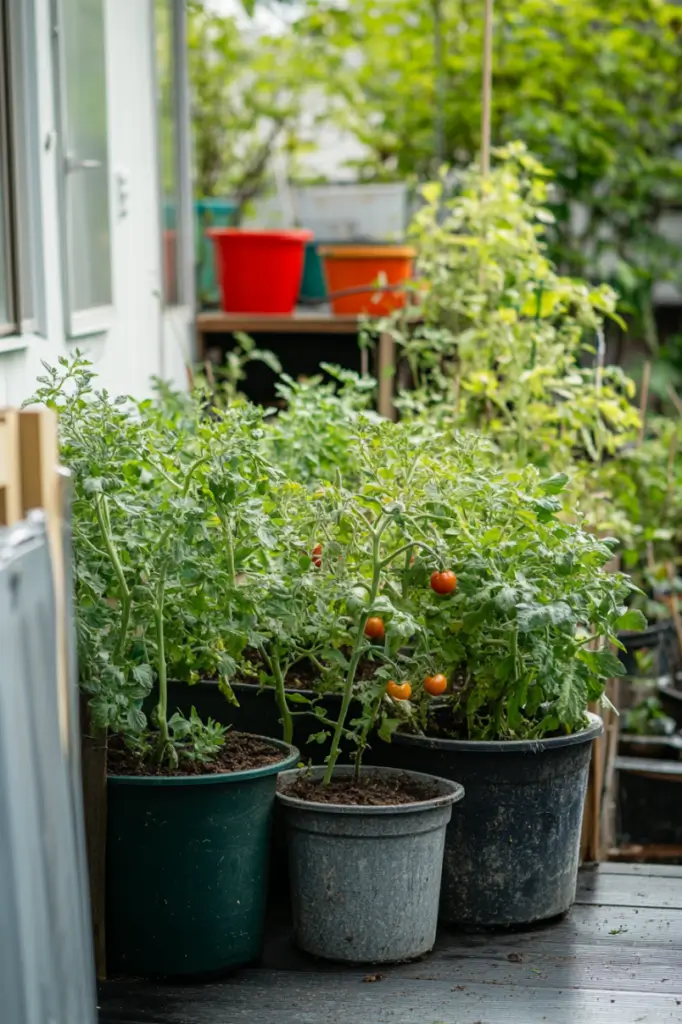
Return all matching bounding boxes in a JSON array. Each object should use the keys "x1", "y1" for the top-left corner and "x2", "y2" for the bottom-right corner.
[
  {"x1": 299, "y1": 241, "x2": 327, "y2": 303},
  {"x1": 195, "y1": 198, "x2": 238, "y2": 307},
  {"x1": 106, "y1": 737, "x2": 299, "y2": 977}
]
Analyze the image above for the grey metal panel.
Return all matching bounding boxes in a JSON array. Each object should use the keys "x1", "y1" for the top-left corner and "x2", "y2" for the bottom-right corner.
[{"x1": 0, "y1": 514, "x2": 96, "y2": 1024}]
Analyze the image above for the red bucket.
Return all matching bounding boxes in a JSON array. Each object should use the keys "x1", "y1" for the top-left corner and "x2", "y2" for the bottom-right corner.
[{"x1": 208, "y1": 228, "x2": 313, "y2": 314}]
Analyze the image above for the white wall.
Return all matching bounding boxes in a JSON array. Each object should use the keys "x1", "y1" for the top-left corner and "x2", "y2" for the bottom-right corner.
[{"x1": 0, "y1": 0, "x2": 193, "y2": 408}]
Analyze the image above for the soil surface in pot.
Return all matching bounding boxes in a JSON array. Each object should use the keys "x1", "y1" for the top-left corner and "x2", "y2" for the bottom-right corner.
[
  {"x1": 107, "y1": 731, "x2": 286, "y2": 777},
  {"x1": 283, "y1": 772, "x2": 439, "y2": 806}
]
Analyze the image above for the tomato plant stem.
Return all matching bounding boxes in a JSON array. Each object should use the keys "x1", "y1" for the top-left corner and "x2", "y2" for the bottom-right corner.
[
  {"x1": 324, "y1": 517, "x2": 384, "y2": 785},
  {"x1": 221, "y1": 515, "x2": 236, "y2": 586},
  {"x1": 270, "y1": 647, "x2": 294, "y2": 746},
  {"x1": 353, "y1": 686, "x2": 385, "y2": 782},
  {"x1": 95, "y1": 495, "x2": 132, "y2": 663},
  {"x1": 154, "y1": 567, "x2": 172, "y2": 761}
]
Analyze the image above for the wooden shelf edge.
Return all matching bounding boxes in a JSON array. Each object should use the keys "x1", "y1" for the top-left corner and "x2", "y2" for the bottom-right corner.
[{"x1": 197, "y1": 312, "x2": 366, "y2": 334}]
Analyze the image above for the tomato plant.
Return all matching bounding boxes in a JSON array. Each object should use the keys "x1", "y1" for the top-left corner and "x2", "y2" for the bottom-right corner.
[
  {"x1": 27, "y1": 358, "x2": 292, "y2": 767},
  {"x1": 27, "y1": 352, "x2": 647, "y2": 775},
  {"x1": 306, "y1": 419, "x2": 641, "y2": 753}
]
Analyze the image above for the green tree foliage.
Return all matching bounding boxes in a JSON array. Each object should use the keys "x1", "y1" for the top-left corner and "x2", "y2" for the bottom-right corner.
[
  {"x1": 293, "y1": 0, "x2": 682, "y2": 333},
  {"x1": 187, "y1": 0, "x2": 310, "y2": 216}
]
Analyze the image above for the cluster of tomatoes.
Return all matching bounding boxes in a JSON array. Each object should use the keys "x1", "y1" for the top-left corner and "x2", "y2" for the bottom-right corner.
[
  {"x1": 311, "y1": 544, "x2": 456, "y2": 702},
  {"x1": 367, "y1": 567, "x2": 457, "y2": 703},
  {"x1": 385, "y1": 675, "x2": 448, "y2": 701}
]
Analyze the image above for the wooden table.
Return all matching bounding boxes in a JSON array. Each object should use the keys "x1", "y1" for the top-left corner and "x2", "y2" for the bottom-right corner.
[
  {"x1": 196, "y1": 311, "x2": 397, "y2": 419},
  {"x1": 99, "y1": 863, "x2": 682, "y2": 1023}
]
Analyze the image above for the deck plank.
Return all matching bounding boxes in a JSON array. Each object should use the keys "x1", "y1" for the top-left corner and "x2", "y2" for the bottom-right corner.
[
  {"x1": 576, "y1": 871, "x2": 682, "y2": 908},
  {"x1": 98, "y1": 865, "x2": 682, "y2": 1024},
  {"x1": 592, "y1": 862, "x2": 682, "y2": 877},
  {"x1": 100, "y1": 978, "x2": 682, "y2": 1024}
]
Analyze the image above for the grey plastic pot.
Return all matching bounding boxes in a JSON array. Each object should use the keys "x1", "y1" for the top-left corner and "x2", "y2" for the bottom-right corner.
[
  {"x1": 379, "y1": 713, "x2": 604, "y2": 928},
  {"x1": 277, "y1": 765, "x2": 464, "y2": 964}
]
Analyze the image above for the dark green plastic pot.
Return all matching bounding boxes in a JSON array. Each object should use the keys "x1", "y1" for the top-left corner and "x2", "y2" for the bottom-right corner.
[
  {"x1": 299, "y1": 241, "x2": 327, "y2": 302},
  {"x1": 106, "y1": 736, "x2": 299, "y2": 978}
]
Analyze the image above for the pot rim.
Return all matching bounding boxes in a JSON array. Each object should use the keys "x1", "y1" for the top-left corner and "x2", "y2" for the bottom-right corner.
[
  {"x1": 206, "y1": 228, "x2": 313, "y2": 242},
  {"x1": 393, "y1": 711, "x2": 604, "y2": 755},
  {"x1": 277, "y1": 764, "x2": 464, "y2": 815},
  {"x1": 318, "y1": 244, "x2": 415, "y2": 260},
  {"x1": 107, "y1": 735, "x2": 299, "y2": 787},
  {"x1": 658, "y1": 676, "x2": 682, "y2": 701}
]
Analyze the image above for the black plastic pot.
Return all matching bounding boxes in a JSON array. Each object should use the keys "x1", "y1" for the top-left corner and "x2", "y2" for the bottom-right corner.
[
  {"x1": 618, "y1": 621, "x2": 677, "y2": 677},
  {"x1": 618, "y1": 733, "x2": 682, "y2": 761},
  {"x1": 162, "y1": 679, "x2": 362, "y2": 761},
  {"x1": 658, "y1": 678, "x2": 682, "y2": 729},
  {"x1": 378, "y1": 714, "x2": 603, "y2": 929},
  {"x1": 618, "y1": 757, "x2": 682, "y2": 846}
]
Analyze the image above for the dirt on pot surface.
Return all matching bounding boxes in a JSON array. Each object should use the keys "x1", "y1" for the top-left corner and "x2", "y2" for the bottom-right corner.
[
  {"x1": 107, "y1": 731, "x2": 287, "y2": 778},
  {"x1": 282, "y1": 772, "x2": 440, "y2": 807}
]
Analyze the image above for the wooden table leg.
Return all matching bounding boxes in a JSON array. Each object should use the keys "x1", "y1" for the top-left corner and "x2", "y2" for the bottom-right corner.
[{"x1": 377, "y1": 332, "x2": 396, "y2": 420}]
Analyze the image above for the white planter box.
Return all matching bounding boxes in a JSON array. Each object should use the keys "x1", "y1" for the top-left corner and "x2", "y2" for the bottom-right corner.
[{"x1": 293, "y1": 182, "x2": 408, "y2": 242}]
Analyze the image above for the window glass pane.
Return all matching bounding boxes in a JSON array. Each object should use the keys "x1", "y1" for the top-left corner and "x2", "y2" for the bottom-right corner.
[
  {"x1": 155, "y1": 0, "x2": 179, "y2": 305},
  {"x1": 0, "y1": 2, "x2": 12, "y2": 326},
  {"x1": 61, "y1": 0, "x2": 111, "y2": 314},
  {"x1": 11, "y1": 34, "x2": 32, "y2": 322},
  {"x1": 14, "y1": 142, "x2": 32, "y2": 321},
  {"x1": 0, "y1": 180, "x2": 9, "y2": 325}
]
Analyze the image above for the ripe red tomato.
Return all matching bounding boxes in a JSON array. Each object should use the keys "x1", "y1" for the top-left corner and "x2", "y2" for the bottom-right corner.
[
  {"x1": 430, "y1": 570, "x2": 457, "y2": 595},
  {"x1": 365, "y1": 616, "x2": 385, "y2": 640},
  {"x1": 312, "y1": 543, "x2": 323, "y2": 568},
  {"x1": 424, "y1": 674, "x2": 448, "y2": 696},
  {"x1": 387, "y1": 680, "x2": 412, "y2": 700}
]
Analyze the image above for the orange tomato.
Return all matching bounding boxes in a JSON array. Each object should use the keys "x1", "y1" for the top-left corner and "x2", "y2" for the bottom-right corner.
[
  {"x1": 386, "y1": 680, "x2": 412, "y2": 700},
  {"x1": 312, "y1": 543, "x2": 323, "y2": 568},
  {"x1": 364, "y1": 616, "x2": 385, "y2": 640},
  {"x1": 424, "y1": 673, "x2": 448, "y2": 696},
  {"x1": 430, "y1": 570, "x2": 457, "y2": 595}
]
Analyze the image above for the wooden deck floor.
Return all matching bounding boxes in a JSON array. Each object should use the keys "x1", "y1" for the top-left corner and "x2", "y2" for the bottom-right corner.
[{"x1": 99, "y1": 863, "x2": 682, "y2": 1024}]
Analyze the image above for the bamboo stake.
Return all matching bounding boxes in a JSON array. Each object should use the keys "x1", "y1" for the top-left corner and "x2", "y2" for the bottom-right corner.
[
  {"x1": 480, "y1": 0, "x2": 494, "y2": 177},
  {"x1": 666, "y1": 561, "x2": 682, "y2": 660},
  {"x1": 667, "y1": 431, "x2": 678, "y2": 500},
  {"x1": 638, "y1": 360, "x2": 651, "y2": 444},
  {"x1": 667, "y1": 383, "x2": 682, "y2": 419},
  {"x1": 433, "y1": 0, "x2": 445, "y2": 166},
  {"x1": 478, "y1": 0, "x2": 494, "y2": 291}
]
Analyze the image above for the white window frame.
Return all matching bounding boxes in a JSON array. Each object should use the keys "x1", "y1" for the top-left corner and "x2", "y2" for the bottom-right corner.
[
  {"x1": 0, "y1": 0, "x2": 18, "y2": 338},
  {"x1": 173, "y1": 0, "x2": 194, "y2": 312},
  {"x1": 52, "y1": 0, "x2": 114, "y2": 340},
  {"x1": 152, "y1": 0, "x2": 195, "y2": 313},
  {"x1": 0, "y1": 0, "x2": 44, "y2": 341}
]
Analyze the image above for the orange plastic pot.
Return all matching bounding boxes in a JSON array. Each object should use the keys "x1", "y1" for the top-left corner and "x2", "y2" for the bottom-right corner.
[
  {"x1": 319, "y1": 245, "x2": 415, "y2": 316},
  {"x1": 208, "y1": 228, "x2": 313, "y2": 314}
]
